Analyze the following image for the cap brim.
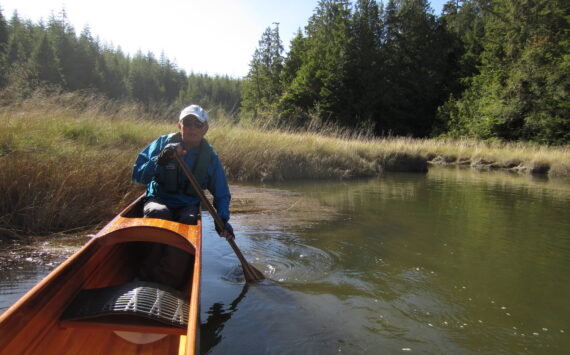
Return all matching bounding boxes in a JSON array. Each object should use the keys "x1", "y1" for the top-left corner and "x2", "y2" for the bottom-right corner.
[{"x1": 180, "y1": 114, "x2": 206, "y2": 123}]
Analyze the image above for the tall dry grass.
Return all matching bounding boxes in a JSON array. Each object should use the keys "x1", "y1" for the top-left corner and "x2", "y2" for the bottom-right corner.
[
  {"x1": 207, "y1": 125, "x2": 428, "y2": 181},
  {"x1": 0, "y1": 90, "x2": 169, "y2": 239},
  {"x1": 408, "y1": 137, "x2": 570, "y2": 176},
  {"x1": 1, "y1": 89, "x2": 569, "y2": 239}
]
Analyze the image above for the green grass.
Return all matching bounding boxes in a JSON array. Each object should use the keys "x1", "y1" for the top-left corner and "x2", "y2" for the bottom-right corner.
[{"x1": 1, "y1": 90, "x2": 569, "y2": 239}]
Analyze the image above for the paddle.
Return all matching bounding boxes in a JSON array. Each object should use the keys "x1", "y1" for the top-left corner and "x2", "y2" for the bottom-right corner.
[{"x1": 174, "y1": 154, "x2": 265, "y2": 282}]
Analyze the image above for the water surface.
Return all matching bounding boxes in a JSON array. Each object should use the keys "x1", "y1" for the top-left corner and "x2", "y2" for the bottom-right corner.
[
  {"x1": 200, "y1": 168, "x2": 570, "y2": 354},
  {"x1": 1, "y1": 167, "x2": 569, "y2": 354}
]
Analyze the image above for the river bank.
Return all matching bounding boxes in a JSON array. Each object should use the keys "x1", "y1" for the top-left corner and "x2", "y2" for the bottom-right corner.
[{"x1": 1, "y1": 91, "x2": 569, "y2": 239}]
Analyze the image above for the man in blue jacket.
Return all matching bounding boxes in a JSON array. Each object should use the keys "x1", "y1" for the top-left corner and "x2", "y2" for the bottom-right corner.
[{"x1": 132, "y1": 104, "x2": 233, "y2": 288}]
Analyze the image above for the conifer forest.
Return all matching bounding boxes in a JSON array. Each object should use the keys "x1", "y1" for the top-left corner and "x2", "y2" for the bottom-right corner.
[{"x1": 0, "y1": 0, "x2": 568, "y2": 144}]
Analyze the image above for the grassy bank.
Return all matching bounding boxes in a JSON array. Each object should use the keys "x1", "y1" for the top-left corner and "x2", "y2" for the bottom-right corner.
[
  {"x1": 1, "y1": 91, "x2": 569, "y2": 239},
  {"x1": 211, "y1": 128, "x2": 570, "y2": 180}
]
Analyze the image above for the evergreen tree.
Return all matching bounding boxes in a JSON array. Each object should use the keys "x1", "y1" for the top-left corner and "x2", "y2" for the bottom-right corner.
[
  {"x1": 31, "y1": 33, "x2": 62, "y2": 84},
  {"x1": 178, "y1": 73, "x2": 241, "y2": 114},
  {"x1": 281, "y1": 29, "x2": 307, "y2": 87},
  {"x1": 442, "y1": 0, "x2": 570, "y2": 143},
  {"x1": 74, "y1": 26, "x2": 101, "y2": 89},
  {"x1": 98, "y1": 46, "x2": 129, "y2": 99},
  {"x1": 347, "y1": 0, "x2": 383, "y2": 126},
  {"x1": 6, "y1": 12, "x2": 34, "y2": 65},
  {"x1": 242, "y1": 23, "x2": 284, "y2": 117},
  {"x1": 378, "y1": 0, "x2": 457, "y2": 136},
  {"x1": 0, "y1": 7, "x2": 8, "y2": 87},
  {"x1": 158, "y1": 52, "x2": 186, "y2": 103},
  {"x1": 47, "y1": 11, "x2": 77, "y2": 89},
  {"x1": 4, "y1": 12, "x2": 37, "y2": 89},
  {"x1": 440, "y1": 0, "x2": 485, "y2": 79},
  {"x1": 127, "y1": 51, "x2": 162, "y2": 104},
  {"x1": 280, "y1": 0, "x2": 353, "y2": 125},
  {"x1": 0, "y1": 8, "x2": 6, "y2": 55}
]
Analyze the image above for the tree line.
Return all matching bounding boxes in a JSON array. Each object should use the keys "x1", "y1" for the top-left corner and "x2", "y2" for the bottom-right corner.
[
  {"x1": 243, "y1": 0, "x2": 569, "y2": 144},
  {"x1": 0, "y1": 8, "x2": 241, "y2": 113},
  {"x1": 1, "y1": 1, "x2": 568, "y2": 144}
]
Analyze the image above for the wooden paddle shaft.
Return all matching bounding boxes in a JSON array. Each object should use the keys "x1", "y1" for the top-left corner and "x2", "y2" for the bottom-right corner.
[
  {"x1": 173, "y1": 154, "x2": 226, "y2": 232},
  {"x1": 174, "y1": 154, "x2": 264, "y2": 281}
]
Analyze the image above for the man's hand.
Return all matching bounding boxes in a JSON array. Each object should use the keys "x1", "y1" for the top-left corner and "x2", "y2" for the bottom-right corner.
[
  {"x1": 216, "y1": 220, "x2": 235, "y2": 240},
  {"x1": 157, "y1": 143, "x2": 185, "y2": 165}
]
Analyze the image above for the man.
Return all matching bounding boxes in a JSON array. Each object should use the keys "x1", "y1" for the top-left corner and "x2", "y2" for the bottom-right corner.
[{"x1": 132, "y1": 104, "x2": 233, "y2": 287}]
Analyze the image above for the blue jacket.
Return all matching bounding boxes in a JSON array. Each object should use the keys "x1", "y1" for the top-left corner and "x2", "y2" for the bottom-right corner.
[{"x1": 132, "y1": 134, "x2": 231, "y2": 222}]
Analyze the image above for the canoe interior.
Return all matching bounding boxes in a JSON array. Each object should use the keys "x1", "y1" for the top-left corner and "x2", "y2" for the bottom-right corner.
[{"x1": 0, "y1": 197, "x2": 201, "y2": 355}]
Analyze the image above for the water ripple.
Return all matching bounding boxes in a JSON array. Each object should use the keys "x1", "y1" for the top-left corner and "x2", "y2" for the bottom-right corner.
[{"x1": 248, "y1": 232, "x2": 338, "y2": 283}]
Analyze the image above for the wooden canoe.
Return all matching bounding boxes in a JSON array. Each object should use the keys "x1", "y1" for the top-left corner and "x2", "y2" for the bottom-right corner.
[{"x1": 0, "y1": 196, "x2": 202, "y2": 355}]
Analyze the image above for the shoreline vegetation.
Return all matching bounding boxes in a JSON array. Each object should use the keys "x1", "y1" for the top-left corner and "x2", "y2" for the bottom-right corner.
[{"x1": 1, "y1": 91, "x2": 569, "y2": 240}]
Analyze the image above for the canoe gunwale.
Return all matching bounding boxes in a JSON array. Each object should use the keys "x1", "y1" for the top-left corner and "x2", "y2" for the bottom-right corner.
[{"x1": 0, "y1": 195, "x2": 203, "y2": 355}]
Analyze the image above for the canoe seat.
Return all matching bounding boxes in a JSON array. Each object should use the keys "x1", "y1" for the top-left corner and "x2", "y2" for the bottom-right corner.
[
  {"x1": 60, "y1": 281, "x2": 189, "y2": 335},
  {"x1": 120, "y1": 197, "x2": 199, "y2": 225}
]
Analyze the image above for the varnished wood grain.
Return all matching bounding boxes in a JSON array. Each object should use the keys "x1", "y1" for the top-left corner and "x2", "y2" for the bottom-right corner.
[{"x1": 0, "y1": 196, "x2": 202, "y2": 355}]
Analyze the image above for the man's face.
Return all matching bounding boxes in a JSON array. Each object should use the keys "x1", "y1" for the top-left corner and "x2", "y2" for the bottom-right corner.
[{"x1": 179, "y1": 116, "x2": 208, "y2": 147}]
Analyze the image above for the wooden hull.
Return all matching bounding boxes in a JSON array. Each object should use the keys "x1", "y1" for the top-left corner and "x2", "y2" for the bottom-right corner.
[{"x1": 0, "y1": 196, "x2": 202, "y2": 355}]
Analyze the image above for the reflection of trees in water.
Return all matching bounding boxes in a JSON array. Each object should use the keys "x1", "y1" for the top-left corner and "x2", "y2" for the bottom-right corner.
[{"x1": 200, "y1": 283, "x2": 249, "y2": 353}]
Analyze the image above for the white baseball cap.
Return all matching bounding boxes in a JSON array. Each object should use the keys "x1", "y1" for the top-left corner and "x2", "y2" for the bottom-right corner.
[{"x1": 179, "y1": 104, "x2": 208, "y2": 123}]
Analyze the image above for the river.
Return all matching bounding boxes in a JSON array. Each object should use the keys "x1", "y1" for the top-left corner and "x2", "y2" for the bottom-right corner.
[{"x1": 1, "y1": 167, "x2": 569, "y2": 354}]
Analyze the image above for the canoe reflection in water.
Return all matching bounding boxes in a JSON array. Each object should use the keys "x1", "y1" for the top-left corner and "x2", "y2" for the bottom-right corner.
[{"x1": 200, "y1": 283, "x2": 249, "y2": 353}]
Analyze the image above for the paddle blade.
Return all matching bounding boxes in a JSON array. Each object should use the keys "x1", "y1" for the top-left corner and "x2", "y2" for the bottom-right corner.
[
  {"x1": 227, "y1": 238, "x2": 265, "y2": 282},
  {"x1": 242, "y1": 263, "x2": 265, "y2": 282}
]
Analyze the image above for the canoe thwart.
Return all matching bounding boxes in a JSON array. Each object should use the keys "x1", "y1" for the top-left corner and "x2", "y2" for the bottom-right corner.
[{"x1": 60, "y1": 281, "x2": 190, "y2": 334}]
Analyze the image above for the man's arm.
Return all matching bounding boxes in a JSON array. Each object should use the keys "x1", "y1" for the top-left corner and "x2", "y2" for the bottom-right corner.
[
  {"x1": 132, "y1": 136, "x2": 167, "y2": 185},
  {"x1": 208, "y1": 153, "x2": 231, "y2": 222}
]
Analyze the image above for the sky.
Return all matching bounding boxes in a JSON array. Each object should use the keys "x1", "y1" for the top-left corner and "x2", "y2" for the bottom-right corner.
[{"x1": 0, "y1": 0, "x2": 447, "y2": 78}]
